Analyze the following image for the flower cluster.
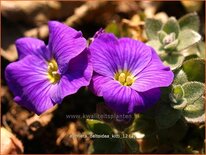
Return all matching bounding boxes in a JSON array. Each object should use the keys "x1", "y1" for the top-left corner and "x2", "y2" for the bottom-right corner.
[{"x1": 5, "y1": 21, "x2": 173, "y2": 115}]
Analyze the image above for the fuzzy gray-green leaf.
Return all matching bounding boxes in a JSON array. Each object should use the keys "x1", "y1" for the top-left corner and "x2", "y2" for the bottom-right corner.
[
  {"x1": 178, "y1": 12, "x2": 200, "y2": 32},
  {"x1": 170, "y1": 97, "x2": 187, "y2": 110},
  {"x1": 170, "y1": 85, "x2": 188, "y2": 110},
  {"x1": 158, "y1": 30, "x2": 167, "y2": 44},
  {"x1": 145, "y1": 18, "x2": 162, "y2": 40},
  {"x1": 172, "y1": 85, "x2": 184, "y2": 100},
  {"x1": 183, "y1": 96, "x2": 205, "y2": 123},
  {"x1": 164, "y1": 39, "x2": 179, "y2": 51},
  {"x1": 182, "y1": 58, "x2": 205, "y2": 83},
  {"x1": 173, "y1": 69, "x2": 188, "y2": 85},
  {"x1": 163, "y1": 53, "x2": 184, "y2": 70},
  {"x1": 182, "y1": 81, "x2": 204, "y2": 104},
  {"x1": 177, "y1": 29, "x2": 201, "y2": 51},
  {"x1": 162, "y1": 17, "x2": 180, "y2": 36},
  {"x1": 146, "y1": 40, "x2": 162, "y2": 54}
]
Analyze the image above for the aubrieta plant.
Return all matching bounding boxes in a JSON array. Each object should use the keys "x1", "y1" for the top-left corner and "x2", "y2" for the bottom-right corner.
[{"x1": 4, "y1": 12, "x2": 205, "y2": 154}]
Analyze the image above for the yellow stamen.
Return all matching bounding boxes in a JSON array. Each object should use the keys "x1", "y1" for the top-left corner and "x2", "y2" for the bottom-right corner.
[
  {"x1": 118, "y1": 73, "x2": 126, "y2": 84},
  {"x1": 126, "y1": 76, "x2": 134, "y2": 86},
  {"x1": 52, "y1": 71, "x2": 58, "y2": 75},
  {"x1": 47, "y1": 59, "x2": 60, "y2": 84},
  {"x1": 114, "y1": 70, "x2": 135, "y2": 86}
]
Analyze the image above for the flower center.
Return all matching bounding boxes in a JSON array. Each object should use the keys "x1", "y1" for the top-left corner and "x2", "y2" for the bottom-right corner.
[
  {"x1": 114, "y1": 71, "x2": 135, "y2": 86},
  {"x1": 163, "y1": 32, "x2": 176, "y2": 45},
  {"x1": 47, "y1": 59, "x2": 60, "y2": 84}
]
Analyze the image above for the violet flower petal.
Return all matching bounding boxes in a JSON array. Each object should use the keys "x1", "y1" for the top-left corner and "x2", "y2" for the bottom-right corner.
[
  {"x1": 101, "y1": 80, "x2": 161, "y2": 114},
  {"x1": 5, "y1": 55, "x2": 56, "y2": 114},
  {"x1": 89, "y1": 33, "x2": 119, "y2": 77},
  {"x1": 15, "y1": 37, "x2": 51, "y2": 60},
  {"x1": 90, "y1": 34, "x2": 152, "y2": 78},
  {"x1": 101, "y1": 80, "x2": 133, "y2": 114},
  {"x1": 51, "y1": 49, "x2": 92, "y2": 103},
  {"x1": 131, "y1": 48, "x2": 174, "y2": 92},
  {"x1": 48, "y1": 21, "x2": 87, "y2": 70},
  {"x1": 133, "y1": 88, "x2": 161, "y2": 113},
  {"x1": 89, "y1": 72, "x2": 112, "y2": 96},
  {"x1": 117, "y1": 38, "x2": 152, "y2": 75}
]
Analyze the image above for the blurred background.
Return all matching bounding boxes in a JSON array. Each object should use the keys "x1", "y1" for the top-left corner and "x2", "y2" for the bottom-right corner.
[{"x1": 1, "y1": 1, "x2": 205, "y2": 154}]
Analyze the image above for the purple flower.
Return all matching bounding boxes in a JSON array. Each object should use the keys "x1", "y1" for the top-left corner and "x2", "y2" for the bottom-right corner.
[
  {"x1": 5, "y1": 21, "x2": 92, "y2": 115},
  {"x1": 89, "y1": 33, "x2": 174, "y2": 114}
]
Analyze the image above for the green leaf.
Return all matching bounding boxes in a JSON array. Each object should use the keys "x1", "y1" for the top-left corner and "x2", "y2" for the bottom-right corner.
[
  {"x1": 92, "y1": 138, "x2": 124, "y2": 153},
  {"x1": 182, "y1": 81, "x2": 204, "y2": 104},
  {"x1": 169, "y1": 85, "x2": 187, "y2": 110},
  {"x1": 155, "y1": 103, "x2": 182, "y2": 129},
  {"x1": 182, "y1": 58, "x2": 205, "y2": 82},
  {"x1": 172, "y1": 85, "x2": 184, "y2": 100},
  {"x1": 146, "y1": 40, "x2": 163, "y2": 54},
  {"x1": 105, "y1": 21, "x2": 120, "y2": 37},
  {"x1": 86, "y1": 119, "x2": 113, "y2": 135},
  {"x1": 170, "y1": 97, "x2": 187, "y2": 110},
  {"x1": 164, "y1": 39, "x2": 179, "y2": 51},
  {"x1": 181, "y1": 44, "x2": 200, "y2": 58},
  {"x1": 173, "y1": 69, "x2": 188, "y2": 85},
  {"x1": 180, "y1": 41, "x2": 205, "y2": 60},
  {"x1": 162, "y1": 53, "x2": 184, "y2": 70},
  {"x1": 131, "y1": 115, "x2": 157, "y2": 136},
  {"x1": 162, "y1": 17, "x2": 180, "y2": 36},
  {"x1": 158, "y1": 30, "x2": 167, "y2": 44},
  {"x1": 145, "y1": 18, "x2": 162, "y2": 40},
  {"x1": 184, "y1": 54, "x2": 198, "y2": 61},
  {"x1": 177, "y1": 29, "x2": 201, "y2": 51},
  {"x1": 183, "y1": 96, "x2": 205, "y2": 123},
  {"x1": 158, "y1": 119, "x2": 188, "y2": 143},
  {"x1": 178, "y1": 12, "x2": 200, "y2": 32}
]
